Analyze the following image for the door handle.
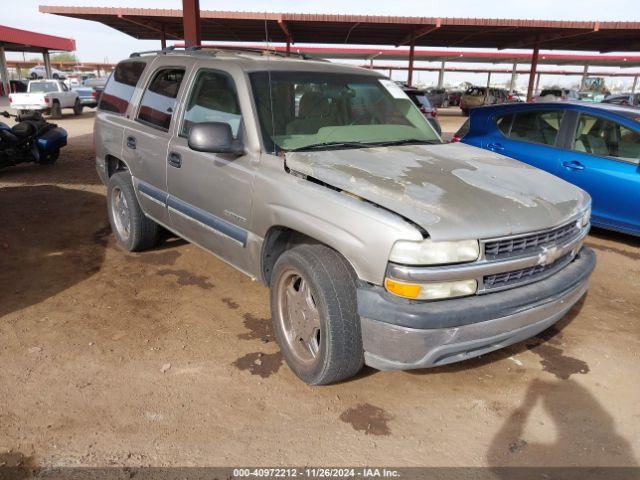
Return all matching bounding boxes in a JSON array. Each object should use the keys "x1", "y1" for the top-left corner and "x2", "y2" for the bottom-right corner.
[
  {"x1": 487, "y1": 142, "x2": 505, "y2": 152},
  {"x1": 168, "y1": 151, "x2": 182, "y2": 168},
  {"x1": 562, "y1": 160, "x2": 585, "y2": 171},
  {"x1": 126, "y1": 136, "x2": 136, "y2": 149}
]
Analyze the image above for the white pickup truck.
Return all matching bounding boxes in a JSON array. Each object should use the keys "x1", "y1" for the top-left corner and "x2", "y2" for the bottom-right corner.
[{"x1": 9, "y1": 80, "x2": 82, "y2": 118}]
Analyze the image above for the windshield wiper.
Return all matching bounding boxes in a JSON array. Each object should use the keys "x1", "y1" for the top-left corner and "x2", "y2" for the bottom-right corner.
[
  {"x1": 367, "y1": 139, "x2": 442, "y2": 147},
  {"x1": 287, "y1": 141, "x2": 368, "y2": 152}
]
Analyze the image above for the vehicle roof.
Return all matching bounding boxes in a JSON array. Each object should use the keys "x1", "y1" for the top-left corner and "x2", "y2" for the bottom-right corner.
[
  {"x1": 470, "y1": 100, "x2": 640, "y2": 119},
  {"x1": 126, "y1": 48, "x2": 383, "y2": 77}
]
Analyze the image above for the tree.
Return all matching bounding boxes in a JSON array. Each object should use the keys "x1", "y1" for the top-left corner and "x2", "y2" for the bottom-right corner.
[{"x1": 50, "y1": 52, "x2": 79, "y2": 64}]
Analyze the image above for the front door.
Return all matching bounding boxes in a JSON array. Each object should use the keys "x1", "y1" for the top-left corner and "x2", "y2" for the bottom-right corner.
[
  {"x1": 558, "y1": 111, "x2": 640, "y2": 234},
  {"x1": 166, "y1": 68, "x2": 254, "y2": 273}
]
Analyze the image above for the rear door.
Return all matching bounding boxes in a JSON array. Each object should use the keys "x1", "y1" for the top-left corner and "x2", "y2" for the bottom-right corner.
[
  {"x1": 124, "y1": 63, "x2": 190, "y2": 227},
  {"x1": 557, "y1": 111, "x2": 640, "y2": 233},
  {"x1": 481, "y1": 108, "x2": 565, "y2": 174}
]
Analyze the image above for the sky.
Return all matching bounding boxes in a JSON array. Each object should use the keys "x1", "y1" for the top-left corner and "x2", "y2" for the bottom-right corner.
[{"x1": 5, "y1": 0, "x2": 640, "y2": 90}]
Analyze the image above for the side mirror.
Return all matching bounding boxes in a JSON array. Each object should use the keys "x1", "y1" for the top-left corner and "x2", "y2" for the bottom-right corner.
[{"x1": 188, "y1": 122, "x2": 244, "y2": 156}]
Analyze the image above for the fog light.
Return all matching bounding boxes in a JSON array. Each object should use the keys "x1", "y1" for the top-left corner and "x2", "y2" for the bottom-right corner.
[{"x1": 385, "y1": 278, "x2": 477, "y2": 300}]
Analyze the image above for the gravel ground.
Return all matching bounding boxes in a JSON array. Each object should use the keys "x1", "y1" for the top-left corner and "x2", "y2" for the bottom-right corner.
[{"x1": 0, "y1": 109, "x2": 638, "y2": 469}]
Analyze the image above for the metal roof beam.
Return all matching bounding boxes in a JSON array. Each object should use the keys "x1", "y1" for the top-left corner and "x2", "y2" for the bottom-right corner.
[
  {"x1": 396, "y1": 19, "x2": 441, "y2": 47},
  {"x1": 117, "y1": 15, "x2": 180, "y2": 40},
  {"x1": 500, "y1": 23, "x2": 600, "y2": 50}
]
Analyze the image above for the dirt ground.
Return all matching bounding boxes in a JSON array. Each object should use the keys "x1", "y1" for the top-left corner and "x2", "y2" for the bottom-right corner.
[{"x1": 0, "y1": 108, "x2": 639, "y2": 469}]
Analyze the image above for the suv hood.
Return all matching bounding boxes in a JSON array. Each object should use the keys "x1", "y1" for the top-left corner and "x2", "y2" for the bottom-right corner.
[{"x1": 285, "y1": 142, "x2": 590, "y2": 241}]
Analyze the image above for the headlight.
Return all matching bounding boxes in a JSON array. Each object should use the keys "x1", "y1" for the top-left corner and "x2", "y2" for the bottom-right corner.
[
  {"x1": 385, "y1": 278, "x2": 477, "y2": 300},
  {"x1": 389, "y1": 238, "x2": 480, "y2": 265}
]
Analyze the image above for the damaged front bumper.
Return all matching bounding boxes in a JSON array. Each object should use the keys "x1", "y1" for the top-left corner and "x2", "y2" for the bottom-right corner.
[{"x1": 358, "y1": 247, "x2": 595, "y2": 370}]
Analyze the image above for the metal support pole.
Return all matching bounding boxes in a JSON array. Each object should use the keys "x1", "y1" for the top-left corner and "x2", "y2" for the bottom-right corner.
[
  {"x1": 486, "y1": 71, "x2": 492, "y2": 88},
  {"x1": 509, "y1": 62, "x2": 518, "y2": 92},
  {"x1": 182, "y1": 0, "x2": 201, "y2": 47},
  {"x1": 286, "y1": 41, "x2": 291, "y2": 57},
  {"x1": 580, "y1": 64, "x2": 589, "y2": 90},
  {"x1": 407, "y1": 33, "x2": 415, "y2": 86},
  {"x1": 437, "y1": 60, "x2": 446, "y2": 88},
  {"x1": 388, "y1": 68, "x2": 392, "y2": 79},
  {"x1": 43, "y1": 50, "x2": 52, "y2": 79},
  {"x1": 535, "y1": 73, "x2": 542, "y2": 93},
  {"x1": 0, "y1": 46, "x2": 10, "y2": 97},
  {"x1": 632, "y1": 75, "x2": 638, "y2": 93},
  {"x1": 526, "y1": 44, "x2": 540, "y2": 102},
  {"x1": 161, "y1": 25, "x2": 167, "y2": 49}
]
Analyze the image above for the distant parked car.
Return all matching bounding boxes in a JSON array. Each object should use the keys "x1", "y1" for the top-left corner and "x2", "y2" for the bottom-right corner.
[
  {"x1": 447, "y1": 90, "x2": 462, "y2": 106},
  {"x1": 603, "y1": 93, "x2": 640, "y2": 108},
  {"x1": 402, "y1": 86, "x2": 442, "y2": 135},
  {"x1": 72, "y1": 86, "x2": 98, "y2": 109},
  {"x1": 460, "y1": 87, "x2": 508, "y2": 115},
  {"x1": 535, "y1": 88, "x2": 579, "y2": 102},
  {"x1": 28, "y1": 65, "x2": 66, "y2": 80},
  {"x1": 456, "y1": 102, "x2": 640, "y2": 236},
  {"x1": 426, "y1": 88, "x2": 448, "y2": 108},
  {"x1": 83, "y1": 77, "x2": 108, "y2": 103}
]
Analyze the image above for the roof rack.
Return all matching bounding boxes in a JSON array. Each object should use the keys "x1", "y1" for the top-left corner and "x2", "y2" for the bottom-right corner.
[
  {"x1": 129, "y1": 44, "x2": 316, "y2": 60},
  {"x1": 129, "y1": 46, "x2": 178, "y2": 57}
]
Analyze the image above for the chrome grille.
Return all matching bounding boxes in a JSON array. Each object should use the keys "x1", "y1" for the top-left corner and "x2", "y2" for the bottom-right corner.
[
  {"x1": 483, "y1": 252, "x2": 573, "y2": 291},
  {"x1": 483, "y1": 221, "x2": 579, "y2": 260}
]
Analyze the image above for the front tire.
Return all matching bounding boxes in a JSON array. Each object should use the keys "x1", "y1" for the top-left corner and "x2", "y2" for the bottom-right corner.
[
  {"x1": 270, "y1": 244, "x2": 364, "y2": 385},
  {"x1": 107, "y1": 172, "x2": 160, "y2": 252}
]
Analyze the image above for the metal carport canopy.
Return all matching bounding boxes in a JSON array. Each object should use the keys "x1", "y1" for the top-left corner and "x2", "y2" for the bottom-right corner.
[
  {"x1": 38, "y1": 7, "x2": 640, "y2": 52},
  {"x1": 0, "y1": 24, "x2": 76, "y2": 96},
  {"x1": 38, "y1": 6, "x2": 640, "y2": 100}
]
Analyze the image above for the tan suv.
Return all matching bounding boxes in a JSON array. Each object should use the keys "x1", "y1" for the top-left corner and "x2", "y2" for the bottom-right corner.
[
  {"x1": 460, "y1": 87, "x2": 509, "y2": 115},
  {"x1": 94, "y1": 47, "x2": 594, "y2": 385}
]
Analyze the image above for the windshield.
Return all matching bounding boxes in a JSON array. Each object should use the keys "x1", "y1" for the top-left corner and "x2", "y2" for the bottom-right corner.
[
  {"x1": 29, "y1": 82, "x2": 58, "y2": 93},
  {"x1": 250, "y1": 71, "x2": 440, "y2": 152}
]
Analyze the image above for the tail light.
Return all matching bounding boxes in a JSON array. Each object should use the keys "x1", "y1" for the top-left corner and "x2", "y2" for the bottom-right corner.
[
  {"x1": 8, "y1": 95, "x2": 13, "y2": 103},
  {"x1": 508, "y1": 94, "x2": 513, "y2": 102},
  {"x1": 431, "y1": 109, "x2": 438, "y2": 118},
  {"x1": 44, "y1": 97, "x2": 50, "y2": 104},
  {"x1": 419, "y1": 106, "x2": 427, "y2": 114},
  {"x1": 451, "y1": 134, "x2": 461, "y2": 143},
  {"x1": 92, "y1": 90, "x2": 97, "y2": 98}
]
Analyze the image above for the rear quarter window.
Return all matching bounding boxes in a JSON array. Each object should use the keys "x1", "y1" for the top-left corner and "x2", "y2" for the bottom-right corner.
[{"x1": 98, "y1": 61, "x2": 147, "y2": 114}]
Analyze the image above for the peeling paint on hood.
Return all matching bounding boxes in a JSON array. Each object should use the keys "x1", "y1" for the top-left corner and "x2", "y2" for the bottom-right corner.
[{"x1": 285, "y1": 142, "x2": 590, "y2": 241}]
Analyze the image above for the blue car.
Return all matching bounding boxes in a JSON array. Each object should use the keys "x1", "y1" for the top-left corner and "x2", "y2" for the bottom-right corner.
[{"x1": 457, "y1": 102, "x2": 640, "y2": 236}]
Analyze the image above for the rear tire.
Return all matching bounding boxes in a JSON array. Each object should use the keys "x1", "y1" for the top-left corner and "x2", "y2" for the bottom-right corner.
[
  {"x1": 107, "y1": 171, "x2": 160, "y2": 252},
  {"x1": 38, "y1": 148, "x2": 59, "y2": 165},
  {"x1": 73, "y1": 99, "x2": 83, "y2": 116},
  {"x1": 50, "y1": 101, "x2": 62, "y2": 119},
  {"x1": 270, "y1": 244, "x2": 364, "y2": 385}
]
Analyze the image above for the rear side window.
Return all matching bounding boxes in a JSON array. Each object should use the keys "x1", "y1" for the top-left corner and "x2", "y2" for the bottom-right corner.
[
  {"x1": 136, "y1": 68, "x2": 185, "y2": 131},
  {"x1": 99, "y1": 61, "x2": 146, "y2": 114},
  {"x1": 495, "y1": 114, "x2": 513, "y2": 135},
  {"x1": 508, "y1": 110, "x2": 564, "y2": 146}
]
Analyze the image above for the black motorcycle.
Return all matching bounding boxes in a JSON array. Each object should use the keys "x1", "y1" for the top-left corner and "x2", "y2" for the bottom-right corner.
[{"x1": 0, "y1": 110, "x2": 68, "y2": 170}]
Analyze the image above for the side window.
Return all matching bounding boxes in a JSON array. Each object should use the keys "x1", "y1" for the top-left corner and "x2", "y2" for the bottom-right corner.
[
  {"x1": 572, "y1": 113, "x2": 640, "y2": 163},
  {"x1": 136, "y1": 68, "x2": 185, "y2": 131},
  {"x1": 181, "y1": 69, "x2": 241, "y2": 137},
  {"x1": 508, "y1": 110, "x2": 564, "y2": 146},
  {"x1": 495, "y1": 114, "x2": 513, "y2": 136},
  {"x1": 99, "y1": 61, "x2": 147, "y2": 114}
]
